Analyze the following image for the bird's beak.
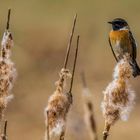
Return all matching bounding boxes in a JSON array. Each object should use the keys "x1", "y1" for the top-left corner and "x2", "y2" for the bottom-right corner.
[{"x1": 108, "y1": 21, "x2": 113, "y2": 24}]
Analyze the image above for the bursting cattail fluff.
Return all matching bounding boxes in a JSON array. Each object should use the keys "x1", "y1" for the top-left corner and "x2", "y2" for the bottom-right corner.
[
  {"x1": 0, "y1": 31, "x2": 17, "y2": 120},
  {"x1": 45, "y1": 68, "x2": 72, "y2": 140},
  {"x1": 102, "y1": 55, "x2": 135, "y2": 135}
]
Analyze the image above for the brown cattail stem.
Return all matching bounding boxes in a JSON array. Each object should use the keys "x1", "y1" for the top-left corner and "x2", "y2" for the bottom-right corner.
[
  {"x1": 1, "y1": 120, "x2": 8, "y2": 140},
  {"x1": 63, "y1": 14, "x2": 77, "y2": 69},
  {"x1": 4, "y1": 121, "x2": 7, "y2": 138},
  {"x1": 69, "y1": 35, "x2": 79, "y2": 93},
  {"x1": 6, "y1": 9, "x2": 11, "y2": 30},
  {"x1": 60, "y1": 131, "x2": 65, "y2": 140},
  {"x1": 46, "y1": 111, "x2": 50, "y2": 140},
  {"x1": 57, "y1": 14, "x2": 77, "y2": 89},
  {"x1": 65, "y1": 36, "x2": 79, "y2": 105},
  {"x1": 103, "y1": 122, "x2": 110, "y2": 140}
]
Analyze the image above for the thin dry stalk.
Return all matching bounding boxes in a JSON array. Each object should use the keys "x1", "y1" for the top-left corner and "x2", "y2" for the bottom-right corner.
[
  {"x1": 81, "y1": 72, "x2": 98, "y2": 140},
  {"x1": 6, "y1": 9, "x2": 11, "y2": 30},
  {"x1": 101, "y1": 54, "x2": 135, "y2": 140},
  {"x1": 69, "y1": 35, "x2": 79, "y2": 93},
  {"x1": 0, "y1": 9, "x2": 17, "y2": 128},
  {"x1": 103, "y1": 122, "x2": 110, "y2": 140},
  {"x1": 52, "y1": 13, "x2": 77, "y2": 96},
  {"x1": 63, "y1": 14, "x2": 77, "y2": 69},
  {"x1": 46, "y1": 112, "x2": 50, "y2": 140},
  {"x1": 1, "y1": 120, "x2": 7, "y2": 140}
]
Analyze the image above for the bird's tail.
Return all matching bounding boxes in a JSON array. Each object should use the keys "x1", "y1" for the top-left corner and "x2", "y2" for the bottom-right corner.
[{"x1": 130, "y1": 59, "x2": 140, "y2": 77}]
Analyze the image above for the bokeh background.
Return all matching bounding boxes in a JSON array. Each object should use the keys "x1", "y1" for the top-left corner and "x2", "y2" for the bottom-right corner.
[{"x1": 0, "y1": 0, "x2": 140, "y2": 140}]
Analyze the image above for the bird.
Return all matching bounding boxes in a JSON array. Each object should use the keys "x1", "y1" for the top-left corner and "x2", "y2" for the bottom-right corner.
[{"x1": 108, "y1": 18, "x2": 140, "y2": 77}]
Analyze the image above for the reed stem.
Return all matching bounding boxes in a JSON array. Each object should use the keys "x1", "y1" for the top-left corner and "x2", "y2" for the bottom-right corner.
[
  {"x1": 69, "y1": 35, "x2": 79, "y2": 93},
  {"x1": 6, "y1": 9, "x2": 11, "y2": 30},
  {"x1": 63, "y1": 14, "x2": 77, "y2": 69}
]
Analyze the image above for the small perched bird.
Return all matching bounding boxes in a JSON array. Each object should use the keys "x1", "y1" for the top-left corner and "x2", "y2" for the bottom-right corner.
[{"x1": 108, "y1": 18, "x2": 140, "y2": 77}]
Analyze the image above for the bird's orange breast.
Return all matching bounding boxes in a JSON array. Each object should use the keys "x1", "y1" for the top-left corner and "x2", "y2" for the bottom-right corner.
[
  {"x1": 109, "y1": 30, "x2": 132, "y2": 58},
  {"x1": 109, "y1": 30, "x2": 132, "y2": 53},
  {"x1": 109, "y1": 30, "x2": 130, "y2": 43}
]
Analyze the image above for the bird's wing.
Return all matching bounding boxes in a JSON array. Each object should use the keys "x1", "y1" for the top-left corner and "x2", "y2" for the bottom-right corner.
[
  {"x1": 108, "y1": 37, "x2": 118, "y2": 62},
  {"x1": 129, "y1": 31, "x2": 137, "y2": 59}
]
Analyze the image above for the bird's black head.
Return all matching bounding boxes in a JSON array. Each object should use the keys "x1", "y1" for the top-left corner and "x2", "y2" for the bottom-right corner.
[{"x1": 108, "y1": 18, "x2": 129, "y2": 30}]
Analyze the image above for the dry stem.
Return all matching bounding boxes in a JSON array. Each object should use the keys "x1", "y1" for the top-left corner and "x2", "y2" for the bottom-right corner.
[
  {"x1": 81, "y1": 72, "x2": 98, "y2": 140},
  {"x1": 63, "y1": 14, "x2": 77, "y2": 68},
  {"x1": 103, "y1": 122, "x2": 110, "y2": 140},
  {"x1": 1, "y1": 120, "x2": 7, "y2": 140},
  {"x1": 46, "y1": 111, "x2": 50, "y2": 140},
  {"x1": 6, "y1": 9, "x2": 11, "y2": 30},
  {"x1": 69, "y1": 35, "x2": 79, "y2": 93}
]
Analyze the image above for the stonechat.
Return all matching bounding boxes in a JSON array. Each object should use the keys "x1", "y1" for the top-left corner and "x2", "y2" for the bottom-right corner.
[{"x1": 108, "y1": 18, "x2": 140, "y2": 77}]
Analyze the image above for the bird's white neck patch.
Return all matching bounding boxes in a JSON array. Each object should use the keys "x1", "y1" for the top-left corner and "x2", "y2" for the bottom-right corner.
[{"x1": 119, "y1": 26, "x2": 129, "y2": 31}]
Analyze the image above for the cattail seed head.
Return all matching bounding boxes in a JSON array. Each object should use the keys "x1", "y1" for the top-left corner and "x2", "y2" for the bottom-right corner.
[
  {"x1": 55, "y1": 68, "x2": 72, "y2": 91},
  {"x1": 1, "y1": 31, "x2": 13, "y2": 59},
  {"x1": 45, "y1": 68, "x2": 72, "y2": 140},
  {"x1": 0, "y1": 30, "x2": 17, "y2": 123},
  {"x1": 113, "y1": 54, "x2": 132, "y2": 80},
  {"x1": 102, "y1": 55, "x2": 135, "y2": 126},
  {"x1": 102, "y1": 55, "x2": 135, "y2": 140}
]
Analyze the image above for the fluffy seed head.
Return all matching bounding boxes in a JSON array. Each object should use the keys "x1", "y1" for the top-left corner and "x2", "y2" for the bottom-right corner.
[
  {"x1": 45, "y1": 68, "x2": 72, "y2": 139},
  {"x1": 0, "y1": 30, "x2": 17, "y2": 123},
  {"x1": 1, "y1": 31, "x2": 13, "y2": 59},
  {"x1": 102, "y1": 55, "x2": 135, "y2": 126},
  {"x1": 113, "y1": 54, "x2": 132, "y2": 79}
]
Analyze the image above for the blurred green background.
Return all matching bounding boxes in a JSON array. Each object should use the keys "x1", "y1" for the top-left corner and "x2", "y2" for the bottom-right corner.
[{"x1": 0, "y1": 0, "x2": 140, "y2": 140}]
